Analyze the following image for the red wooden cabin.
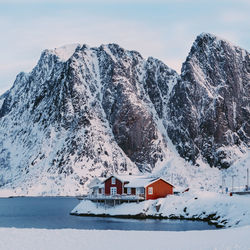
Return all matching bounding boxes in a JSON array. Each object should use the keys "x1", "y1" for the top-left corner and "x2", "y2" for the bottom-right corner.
[
  {"x1": 102, "y1": 175, "x2": 174, "y2": 200},
  {"x1": 145, "y1": 178, "x2": 174, "y2": 200},
  {"x1": 104, "y1": 176, "x2": 123, "y2": 195}
]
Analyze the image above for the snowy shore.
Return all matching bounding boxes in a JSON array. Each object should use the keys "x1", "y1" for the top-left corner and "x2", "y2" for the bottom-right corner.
[
  {"x1": 1, "y1": 226, "x2": 250, "y2": 250},
  {"x1": 1, "y1": 192, "x2": 250, "y2": 249},
  {"x1": 71, "y1": 191, "x2": 250, "y2": 228}
]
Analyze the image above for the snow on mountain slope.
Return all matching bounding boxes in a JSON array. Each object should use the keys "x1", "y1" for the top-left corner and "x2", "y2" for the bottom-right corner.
[
  {"x1": 0, "y1": 93, "x2": 5, "y2": 109},
  {"x1": 47, "y1": 43, "x2": 81, "y2": 62},
  {"x1": 0, "y1": 43, "x2": 179, "y2": 195},
  {"x1": 0, "y1": 33, "x2": 249, "y2": 196},
  {"x1": 168, "y1": 33, "x2": 249, "y2": 168}
]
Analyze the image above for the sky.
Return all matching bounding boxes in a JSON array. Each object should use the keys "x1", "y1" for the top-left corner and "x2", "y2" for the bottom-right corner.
[{"x1": 0, "y1": 0, "x2": 249, "y2": 95}]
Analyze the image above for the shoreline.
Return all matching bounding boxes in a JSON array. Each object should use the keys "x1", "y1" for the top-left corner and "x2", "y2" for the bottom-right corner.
[
  {"x1": 70, "y1": 211, "x2": 225, "y2": 228},
  {"x1": 0, "y1": 195, "x2": 82, "y2": 199},
  {"x1": 71, "y1": 192, "x2": 250, "y2": 229}
]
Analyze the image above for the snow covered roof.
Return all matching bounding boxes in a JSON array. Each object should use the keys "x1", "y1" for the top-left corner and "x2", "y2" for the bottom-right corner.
[
  {"x1": 88, "y1": 177, "x2": 106, "y2": 188},
  {"x1": 112, "y1": 175, "x2": 148, "y2": 183},
  {"x1": 104, "y1": 175, "x2": 174, "y2": 188},
  {"x1": 89, "y1": 183, "x2": 104, "y2": 189},
  {"x1": 124, "y1": 178, "x2": 154, "y2": 188},
  {"x1": 147, "y1": 178, "x2": 175, "y2": 188},
  {"x1": 173, "y1": 186, "x2": 189, "y2": 193}
]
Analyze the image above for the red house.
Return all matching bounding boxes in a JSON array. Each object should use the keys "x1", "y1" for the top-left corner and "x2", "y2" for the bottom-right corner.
[
  {"x1": 145, "y1": 178, "x2": 173, "y2": 200},
  {"x1": 101, "y1": 175, "x2": 174, "y2": 200},
  {"x1": 104, "y1": 176, "x2": 123, "y2": 195}
]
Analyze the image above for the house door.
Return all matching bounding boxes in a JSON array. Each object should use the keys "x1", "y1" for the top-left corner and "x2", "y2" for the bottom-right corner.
[{"x1": 110, "y1": 187, "x2": 117, "y2": 195}]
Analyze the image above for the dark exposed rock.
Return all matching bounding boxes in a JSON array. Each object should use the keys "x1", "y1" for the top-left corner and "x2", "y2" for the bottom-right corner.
[
  {"x1": 0, "y1": 42, "x2": 178, "y2": 193},
  {"x1": 168, "y1": 33, "x2": 250, "y2": 168}
]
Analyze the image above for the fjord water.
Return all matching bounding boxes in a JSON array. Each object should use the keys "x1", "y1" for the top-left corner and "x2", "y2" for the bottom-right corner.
[{"x1": 0, "y1": 197, "x2": 217, "y2": 231}]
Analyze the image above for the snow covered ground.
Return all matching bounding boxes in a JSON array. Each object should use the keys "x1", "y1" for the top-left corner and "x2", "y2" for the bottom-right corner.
[
  {"x1": 1, "y1": 190, "x2": 250, "y2": 249},
  {"x1": 0, "y1": 226, "x2": 250, "y2": 250},
  {"x1": 72, "y1": 191, "x2": 250, "y2": 228}
]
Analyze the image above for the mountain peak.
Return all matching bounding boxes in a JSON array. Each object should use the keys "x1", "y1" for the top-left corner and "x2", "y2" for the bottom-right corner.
[
  {"x1": 177, "y1": 32, "x2": 249, "y2": 169},
  {"x1": 46, "y1": 43, "x2": 81, "y2": 62},
  {"x1": 196, "y1": 32, "x2": 217, "y2": 40},
  {"x1": 191, "y1": 32, "x2": 243, "y2": 54}
]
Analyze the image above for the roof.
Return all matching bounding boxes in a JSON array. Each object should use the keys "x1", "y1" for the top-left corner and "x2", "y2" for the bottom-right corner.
[
  {"x1": 145, "y1": 178, "x2": 175, "y2": 188},
  {"x1": 103, "y1": 175, "x2": 174, "y2": 188},
  {"x1": 124, "y1": 177, "x2": 155, "y2": 188},
  {"x1": 88, "y1": 177, "x2": 106, "y2": 188},
  {"x1": 103, "y1": 175, "x2": 137, "y2": 184}
]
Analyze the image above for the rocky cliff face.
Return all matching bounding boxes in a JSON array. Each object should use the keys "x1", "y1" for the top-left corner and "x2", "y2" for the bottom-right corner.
[
  {"x1": 168, "y1": 33, "x2": 249, "y2": 168},
  {"x1": 0, "y1": 33, "x2": 249, "y2": 195},
  {"x1": 0, "y1": 43, "x2": 178, "y2": 194}
]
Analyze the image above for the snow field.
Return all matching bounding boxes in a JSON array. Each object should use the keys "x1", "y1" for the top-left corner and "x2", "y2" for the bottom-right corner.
[{"x1": 0, "y1": 227, "x2": 250, "y2": 250}]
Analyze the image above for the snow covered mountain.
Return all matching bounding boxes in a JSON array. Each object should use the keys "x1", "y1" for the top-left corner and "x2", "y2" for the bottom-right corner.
[
  {"x1": 168, "y1": 33, "x2": 249, "y2": 168},
  {"x1": 0, "y1": 42, "x2": 178, "y2": 194},
  {"x1": 0, "y1": 33, "x2": 249, "y2": 195}
]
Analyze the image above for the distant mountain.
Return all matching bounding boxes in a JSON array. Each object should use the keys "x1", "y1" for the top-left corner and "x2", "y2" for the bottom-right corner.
[
  {"x1": 168, "y1": 33, "x2": 249, "y2": 168},
  {"x1": 0, "y1": 33, "x2": 249, "y2": 195}
]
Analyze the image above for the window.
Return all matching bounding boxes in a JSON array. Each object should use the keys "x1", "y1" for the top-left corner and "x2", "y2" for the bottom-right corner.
[
  {"x1": 110, "y1": 187, "x2": 117, "y2": 195},
  {"x1": 127, "y1": 187, "x2": 131, "y2": 195},
  {"x1": 111, "y1": 177, "x2": 116, "y2": 185},
  {"x1": 148, "y1": 187, "x2": 153, "y2": 195}
]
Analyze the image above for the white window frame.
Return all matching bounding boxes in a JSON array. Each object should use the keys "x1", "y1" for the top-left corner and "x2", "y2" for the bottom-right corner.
[
  {"x1": 127, "y1": 187, "x2": 131, "y2": 195},
  {"x1": 136, "y1": 188, "x2": 140, "y2": 195},
  {"x1": 110, "y1": 187, "x2": 117, "y2": 195},
  {"x1": 111, "y1": 177, "x2": 116, "y2": 185},
  {"x1": 148, "y1": 187, "x2": 153, "y2": 195}
]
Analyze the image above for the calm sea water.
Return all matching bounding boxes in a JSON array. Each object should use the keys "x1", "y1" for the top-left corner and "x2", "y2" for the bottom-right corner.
[{"x1": 0, "y1": 197, "x2": 217, "y2": 231}]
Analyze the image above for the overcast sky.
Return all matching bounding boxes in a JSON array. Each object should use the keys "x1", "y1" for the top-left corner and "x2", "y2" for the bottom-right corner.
[{"x1": 0, "y1": 0, "x2": 249, "y2": 95}]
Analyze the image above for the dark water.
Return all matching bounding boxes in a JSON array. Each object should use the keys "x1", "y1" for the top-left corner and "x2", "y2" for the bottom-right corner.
[{"x1": 0, "y1": 197, "x2": 217, "y2": 231}]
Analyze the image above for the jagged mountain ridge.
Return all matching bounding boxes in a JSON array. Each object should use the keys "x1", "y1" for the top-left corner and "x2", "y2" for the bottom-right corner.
[
  {"x1": 0, "y1": 33, "x2": 249, "y2": 195},
  {"x1": 168, "y1": 33, "x2": 249, "y2": 168},
  {"x1": 0, "y1": 42, "x2": 178, "y2": 194}
]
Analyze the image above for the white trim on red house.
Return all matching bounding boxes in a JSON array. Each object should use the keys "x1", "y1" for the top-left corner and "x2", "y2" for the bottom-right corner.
[
  {"x1": 148, "y1": 187, "x2": 153, "y2": 195},
  {"x1": 110, "y1": 187, "x2": 117, "y2": 195},
  {"x1": 111, "y1": 177, "x2": 116, "y2": 185}
]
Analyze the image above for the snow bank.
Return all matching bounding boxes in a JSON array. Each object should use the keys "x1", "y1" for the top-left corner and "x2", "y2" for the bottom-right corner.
[
  {"x1": 72, "y1": 191, "x2": 250, "y2": 228},
  {"x1": 0, "y1": 189, "x2": 15, "y2": 198},
  {"x1": 0, "y1": 227, "x2": 250, "y2": 250}
]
